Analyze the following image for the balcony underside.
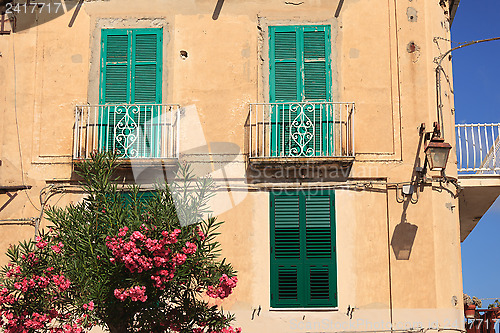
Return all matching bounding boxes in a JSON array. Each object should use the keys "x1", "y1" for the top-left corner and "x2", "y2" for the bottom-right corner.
[
  {"x1": 458, "y1": 175, "x2": 500, "y2": 242},
  {"x1": 247, "y1": 156, "x2": 355, "y2": 181},
  {"x1": 112, "y1": 158, "x2": 178, "y2": 169},
  {"x1": 249, "y1": 156, "x2": 355, "y2": 167},
  {"x1": 72, "y1": 158, "x2": 179, "y2": 184}
]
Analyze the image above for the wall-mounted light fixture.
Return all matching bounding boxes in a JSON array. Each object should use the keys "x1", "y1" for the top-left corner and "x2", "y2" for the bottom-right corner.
[
  {"x1": 419, "y1": 122, "x2": 453, "y2": 174},
  {"x1": 425, "y1": 136, "x2": 452, "y2": 171}
]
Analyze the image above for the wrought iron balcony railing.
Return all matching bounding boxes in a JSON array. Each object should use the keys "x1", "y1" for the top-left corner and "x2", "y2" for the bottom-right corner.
[
  {"x1": 248, "y1": 102, "x2": 355, "y2": 159},
  {"x1": 73, "y1": 104, "x2": 180, "y2": 160},
  {"x1": 456, "y1": 123, "x2": 500, "y2": 174}
]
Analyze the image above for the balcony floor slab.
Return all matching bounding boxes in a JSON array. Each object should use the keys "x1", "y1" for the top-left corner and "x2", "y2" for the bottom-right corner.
[{"x1": 458, "y1": 174, "x2": 500, "y2": 241}]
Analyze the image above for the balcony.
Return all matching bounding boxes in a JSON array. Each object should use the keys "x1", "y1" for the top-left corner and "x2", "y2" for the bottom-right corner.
[
  {"x1": 455, "y1": 123, "x2": 500, "y2": 241},
  {"x1": 456, "y1": 123, "x2": 500, "y2": 174},
  {"x1": 248, "y1": 102, "x2": 355, "y2": 168},
  {"x1": 73, "y1": 104, "x2": 180, "y2": 165}
]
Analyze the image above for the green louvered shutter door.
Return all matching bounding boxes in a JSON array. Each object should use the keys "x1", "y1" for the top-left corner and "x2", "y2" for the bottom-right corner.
[
  {"x1": 305, "y1": 193, "x2": 337, "y2": 307},
  {"x1": 270, "y1": 193, "x2": 303, "y2": 307},
  {"x1": 133, "y1": 30, "x2": 161, "y2": 104},
  {"x1": 100, "y1": 30, "x2": 131, "y2": 154},
  {"x1": 270, "y1": 27, "x2": 300, "y2": 157},
  {"x1": 269, "y1": 26, "x2": 331, "y2": 157},
  {"x1": 102, "y1": 32, "x2": 130, "y2": 103},
  {"x1": 271, "y1": 191, "x2": 337, "y2": 308},
  {"x1": 132, "y1": 29, "x2": 162, "y2": 157},
  {"x1": 100, "y1": 28, "x2": 162, "y2": 158},
  {"x1": 303, "y1": 27, "x2": 329, "y2": 101},
  {"x1": 303, "y1": 26, "x2": 331, "y2": 156},
  {"x1": 270, "y1": 28, "x2": 299, "y2": 102}
]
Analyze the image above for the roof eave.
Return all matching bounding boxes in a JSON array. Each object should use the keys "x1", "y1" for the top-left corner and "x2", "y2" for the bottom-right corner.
[{"x1": 449, "y1": 0, "x2": 460, "y2": 26}]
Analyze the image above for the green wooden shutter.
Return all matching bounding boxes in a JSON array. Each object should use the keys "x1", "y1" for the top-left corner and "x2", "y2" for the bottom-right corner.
[
  {"x1": 271, "y1": 193, "x2": 303, "y2": 307},
  {"x1": 269, "y1": 25, "x2": 331, "y2": 103},
  {"x1": 133, "y1": 31, "x2": 162, "y2": 104},
  {"x1": 270, "y1": 191, "x2": 337, "y2": 308},
  {"x1": 100, "y1": 29, "x2": 131, "y2": 155},
  {"x1": 274, "y1": 195, "x2": 301, "y2": 259},
  {"x1": 102, "y1": 32, "x2": 130, "y2": 104},
  {"x1": 131, "y1": 30, "x2": 162, "y2": 157},
  {"x1": 269, "y1": 25, "x2": 331, "y2": 157},
  {"x1": 99, "y1": 28, "x2": 162, "y2": 158},
  {"x1": 303, "y1": 28, "x2": 328, "y2": 101},
  {"x1": 305, "y1": 195, "x2": 332, "y2": 258},
  {"x1": 100, "y1": 29, "x2": 132, "y2": 104},
  {"x1": 303, "y1": 27, "x2": 331, "y2": 156},
  {"x1": 270, "y1": 28, "x2": 299, "y2": 102},
  {"x1": 305, "y1": 193, "x2": 336, "y2": 306}
]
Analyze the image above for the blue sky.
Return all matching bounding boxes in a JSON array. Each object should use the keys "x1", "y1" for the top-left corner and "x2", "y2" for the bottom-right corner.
[{"x1": 452, "y1": 0, "x2": 500, "y2": 305}]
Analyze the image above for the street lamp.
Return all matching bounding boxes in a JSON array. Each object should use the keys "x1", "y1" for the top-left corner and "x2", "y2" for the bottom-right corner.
[
  {"x1": 418, "y1": 122, "x2": 453, "y2": 173},
  {"x1": 424, "y1": 136, "x2": 452, "y2": 171}
]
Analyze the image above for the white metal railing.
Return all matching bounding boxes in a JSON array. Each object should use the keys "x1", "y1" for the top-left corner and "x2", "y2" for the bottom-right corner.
[
  {"x1": 248, "y1": 102, "x2": 355, "y2": 158},
  {"x1": 73, "y1": 104, "x2": 180, "y2": 160},
  {"x1": 456, "y1": 123, "x2": 500, "y2": 174}
]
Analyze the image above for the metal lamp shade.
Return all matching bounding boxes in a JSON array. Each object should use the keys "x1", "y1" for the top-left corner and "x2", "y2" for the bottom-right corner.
[{"x1": 424, "y1": 137, "x2": 452, "y2": 171}]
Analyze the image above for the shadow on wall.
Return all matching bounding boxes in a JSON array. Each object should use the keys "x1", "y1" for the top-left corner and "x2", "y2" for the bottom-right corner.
[
  {"x1": 3, "y1": 0, "x2": 84, "y2": 32},
  {"x1": 212, "y1": 0, "x2": 224, "y2": 20},
  {"x1": 389, "y1": 123, "x2": 426, "y2": 260},
  {"x1": 391, "y1": 222, "x2": 418, "y2": 260}
]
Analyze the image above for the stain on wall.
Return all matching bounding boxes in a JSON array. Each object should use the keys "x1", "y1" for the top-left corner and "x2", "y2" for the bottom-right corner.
[{"x1": 407, "y1": 7, "x2": 418, "y2": 22}]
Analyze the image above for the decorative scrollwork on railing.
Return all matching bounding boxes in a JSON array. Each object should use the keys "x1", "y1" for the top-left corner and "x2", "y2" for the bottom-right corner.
[
  {"x1": 288, "y1": 103, "x2": 316, "y2": 157},
  {"x1": 112, "y1": 104, "x2": 140, "y2": 158}
]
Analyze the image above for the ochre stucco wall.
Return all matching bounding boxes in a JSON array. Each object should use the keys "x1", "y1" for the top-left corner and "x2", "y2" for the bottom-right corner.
[{"x1": 0, "y1": 0, "x2": 463, "y2": 331}]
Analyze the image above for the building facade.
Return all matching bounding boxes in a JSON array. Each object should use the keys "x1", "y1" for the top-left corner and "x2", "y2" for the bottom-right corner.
[{"x1": 0, "y1": 0, "x2": 482, "y2": 331}]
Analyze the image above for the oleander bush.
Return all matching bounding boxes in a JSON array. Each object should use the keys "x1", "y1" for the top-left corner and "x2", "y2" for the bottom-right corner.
[{"x1": 0, "y1": 152, "x2": 240, "y2": 333}]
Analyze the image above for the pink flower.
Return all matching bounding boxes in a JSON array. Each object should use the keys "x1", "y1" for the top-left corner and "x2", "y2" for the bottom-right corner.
[
  {"x1": 51, "y1": 242, "x2": 64, "y2": 254},
  {"x1": 130, "y1": 231, "x2": 145, "y2": 242},
  {"x1": 173, "y1": 253, "x2": 187, "y2": 265},
  {"x1": 114, "y1": 286, "x2": 147, "y2": 302},
  {"x1": 52, "y1": 274, "x2": 71, "y2": 291},
  {"x1": 118, "y1": 227, "x2": 128, "y2": 237},
  {"x1": 182, "y1": 242, "x2": 197, "y2": 255},
  {"x1": 207, "y1": 274, "x2": 238, "y2": 299},
  {"x1": 83, "y1": 301, "x2": 94, "y2": 311},
  {"x1": 196, "y1": 227, "x2": 206, "y2": 241},
  {"x1": 36, "y1": 240, "x2": 48, "y2": 249}
]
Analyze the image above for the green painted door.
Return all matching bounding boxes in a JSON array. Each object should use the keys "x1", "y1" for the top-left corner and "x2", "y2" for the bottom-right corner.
[
  {"x1": 270, "y1": 190, "x2": 337, "y2": 308},
  {"x1": 269, "y1": 25, "x2": 332, "y2": 157},
  {"x1": 99, "y1": 28, "x2": 162, "y2": 158}
]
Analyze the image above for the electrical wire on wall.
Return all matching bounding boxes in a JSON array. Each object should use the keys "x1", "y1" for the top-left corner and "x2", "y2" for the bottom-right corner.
[
  {"x1": 433, "y1": 35, "x2": 500, "y2": 137},
  {"x1": 0, "y1": 184, "x2": 81, "y2": 235},
  {"x1": 11, "y1": 25, "x2": 40, "y2": 212},
  {"x1": 236, "y1": 178, "x2": 462, "y2": 198}
]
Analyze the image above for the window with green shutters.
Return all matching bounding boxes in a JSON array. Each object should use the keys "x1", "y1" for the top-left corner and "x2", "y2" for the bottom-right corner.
[
  {"x1": 270, "y1": 190, "x2": 337, "y2": 308},
  {"x1": 120, "y1": 191, "x2": 156, "y2": 207},
  {"x1": 99, "y1": 28, "x2": 163, "y2": 158},
  {"x1": 269, "y1": 25, "x2": 332, "y2": 157}
]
